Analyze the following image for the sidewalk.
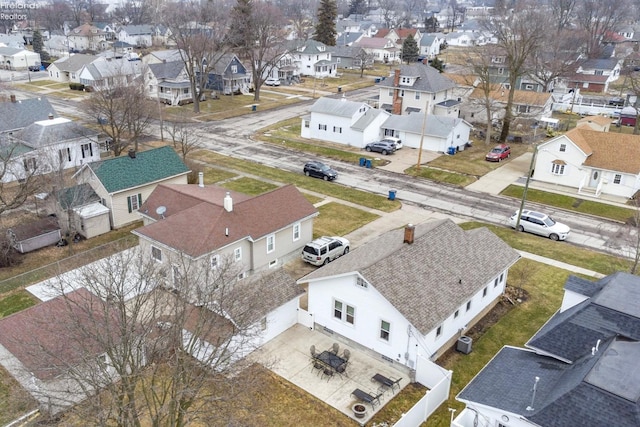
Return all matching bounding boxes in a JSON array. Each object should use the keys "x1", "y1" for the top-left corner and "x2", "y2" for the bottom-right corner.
[{"x1": 518, "y1": 251, "x2": 604, "y2": 278}]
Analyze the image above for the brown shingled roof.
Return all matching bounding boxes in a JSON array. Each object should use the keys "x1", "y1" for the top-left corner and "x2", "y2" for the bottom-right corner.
[
  {"x1": 469, "y1": 86, "x2": 552, "y2": 106},
  {"x1": 568, "y1": 128, "x2": 640, "y2": 174},
  {"x1": 577, "y1": 115, "x2": 612, "y2": 127},
  {"x1": 135, "y1": 184, "x2": 318, "y2": 258}
]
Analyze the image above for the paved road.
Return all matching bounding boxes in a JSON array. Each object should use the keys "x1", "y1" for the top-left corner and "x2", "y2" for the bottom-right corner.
[{"x1": 14, "y1": 85, "x2": 634, "y2": 259}]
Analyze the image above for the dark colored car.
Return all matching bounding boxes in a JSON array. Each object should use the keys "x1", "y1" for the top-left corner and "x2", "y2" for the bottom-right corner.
[
  {"x1": 365, "y1": 140, "x2": 396, "y2": 155},
  {"x1": 485, "y1": 144, "x2": 511, "y2": 162},
  {"x1": 303, "y1": 161, "x2": 337, "y2": 181}
]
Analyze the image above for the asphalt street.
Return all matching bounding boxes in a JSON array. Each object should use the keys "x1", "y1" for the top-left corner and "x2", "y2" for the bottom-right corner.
[{"x1": 15, "y1": 85, "x2": 634, "y2": 259}]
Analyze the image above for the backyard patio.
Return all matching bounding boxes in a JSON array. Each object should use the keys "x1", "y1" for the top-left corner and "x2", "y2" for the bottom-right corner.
[{"x1": 248, "y1": 324, "x2": 412, "y2": 424}]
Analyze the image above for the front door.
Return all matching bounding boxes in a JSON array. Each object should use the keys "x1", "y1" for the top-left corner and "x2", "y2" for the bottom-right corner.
[{"x1": 589, "y1": 169, "x2": 600, "y2": 187}]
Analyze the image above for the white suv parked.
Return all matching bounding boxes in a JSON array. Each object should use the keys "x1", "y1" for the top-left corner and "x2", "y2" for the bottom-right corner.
[
  {"x1": 302, "y1": 236, "x2": 350, "y2": 266},
  {"x1": 508, "y1": 209, "x2": 570, "y2": 241}
]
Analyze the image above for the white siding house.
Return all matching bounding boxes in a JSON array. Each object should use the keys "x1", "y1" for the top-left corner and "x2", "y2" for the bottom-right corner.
[
  {"x1": 381, "y1": 114, "x2": 472, "y2": 152},
  {"x1": 301, "y1": 97, "x2": 390, "y2": 147},
  {"x1": 299, "y1": 220, "x2": 520, "y2": 365}
]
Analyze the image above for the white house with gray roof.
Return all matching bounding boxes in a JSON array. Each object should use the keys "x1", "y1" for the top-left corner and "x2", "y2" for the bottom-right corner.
[
  {"x1": 0, "y1": 96, "x2": 56, "y2": 134},
  {"x1": 419, "y1": 34, "x2": 442, "y2": 59},
  {"x1": 454, "y1": 272, "x2": 640, "y2": 427},
  {"x1": 298, "y1": 220, "x2": 520, "y2": 366},
  {"x1": 378, "y1": 64, "x2": 458, "y2": 115},
  {"x1": 78, "y1": 57, "x2": 143, "y2": 89},
  {"x1": 146, "y1": 61, "x2": 192, "y2": 106},
  {"x1": 47, "y1": 54, "x2": 98, "y2": 83},
  {"x1": 117, "y1": 25, "x2": 154, "y2": 48},
  {"x1": 381, "y1": 114, "x2": 472, "y2": 152},
  {"x1": 2, "y1": 117, "x2": 100, "y2": 183},
  {"x1": 0, "y1": 47, "x2": 40, "y2": 71},
  {"x1": 292, "y1": 39, "x2": 337, "y2": 78},
  {"x1": 300, "y1": 97, "x2": 390, "y2": 147}
]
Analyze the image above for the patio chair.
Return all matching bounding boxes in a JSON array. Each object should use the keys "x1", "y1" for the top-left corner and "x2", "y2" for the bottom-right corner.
[
  {"x1": 335, "y1": 361, "x2": 348, "y2": 378},
  {"x1": 321, "y1": 367, "x2": 334, "y2": 381},
  {"x1": 310, "y1": 345, "x2": 317, "y2": 357},
  {"x1": 331, "y1": 342, "x2": 339, "y2": 355},
  {"x1": 342, "y1": 349, "x2": 350, "y2": 360}
]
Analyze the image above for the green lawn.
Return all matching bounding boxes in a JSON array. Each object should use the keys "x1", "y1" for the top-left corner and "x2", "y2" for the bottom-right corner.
[
  {"x1": 0, "y1": 290, "x2": 37, "y2": 318},
  {"x1": 313, "y1": 202, "x2": 380, "y2": 238},
  {"x1": 501, "y1": 185, "x2": 636, "y2": 223},
  {"x1": 221, "y1": 176, "x2": 279, "y2": 195}
]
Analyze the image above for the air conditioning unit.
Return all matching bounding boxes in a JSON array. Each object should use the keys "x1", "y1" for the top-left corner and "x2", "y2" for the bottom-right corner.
[{"x1": 457, "y1": 335, "x2": 473, "y2": 354}]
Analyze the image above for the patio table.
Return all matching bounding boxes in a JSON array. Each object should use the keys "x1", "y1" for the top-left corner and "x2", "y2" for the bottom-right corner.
[{"x1": 316, "y1": 350, "x2": 346, "y2": 370}]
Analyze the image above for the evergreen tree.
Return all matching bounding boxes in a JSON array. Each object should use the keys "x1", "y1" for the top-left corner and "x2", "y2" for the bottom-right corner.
[
  {"x1": 314, "y1": 0, "x2": 337, "y2": 46},
  {"x1": 431, "y1": 57, "x2": 445, "y2": 73},
  {"x1": 348, "y1": 0, "x2": 367, "y2": 16},
  {"x1": 424, "y1": 15, "x2": 439, "y2": 33},
  {"x1": 32, "y1": 30, "x2": 48, "y2": 61},
  {"x1": 401, "y1": 34, "x2": 419, "y2": 64},
  {"x1": 228, "y1": 0, "x2": 254, "y2": 49}
]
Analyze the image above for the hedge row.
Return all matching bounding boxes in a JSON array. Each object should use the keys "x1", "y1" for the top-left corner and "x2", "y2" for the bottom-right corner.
[{"x1": 69, "y1": 83, "x2": 85, "y2": 91}]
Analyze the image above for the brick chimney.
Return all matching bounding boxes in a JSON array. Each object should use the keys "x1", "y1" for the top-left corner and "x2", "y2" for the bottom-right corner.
[
  {"x1": 404, "y1": 224, "x2": 415, "y2": 244},
  {"x1": 392, "y1": 69, "x2": 402, "y2": 115},
  {"x1": 128, "y1": 148, "x2": 136, "y2": 159},
  {"x1": 10, "y1": 94, "x2": 16, "y2": 103}
]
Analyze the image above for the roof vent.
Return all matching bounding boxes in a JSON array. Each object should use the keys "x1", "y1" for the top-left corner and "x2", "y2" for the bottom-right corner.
[
  {"x1": 223, "y1": 192, "x2": 233, "y2": 212},
  {"x1": 128, "y1": 148, "x2": 136, "y2": 159}
]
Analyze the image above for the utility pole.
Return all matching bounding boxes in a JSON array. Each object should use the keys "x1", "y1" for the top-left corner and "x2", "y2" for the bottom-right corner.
[{"x1": 515, "y1": 144, "x2": 538, "y2": 232}]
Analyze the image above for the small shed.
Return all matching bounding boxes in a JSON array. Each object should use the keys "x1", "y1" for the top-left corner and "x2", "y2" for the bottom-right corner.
[
  {"x1": 620, "y1": 106, "x2": 637, "y2": 127},
  {"x1": 7, "y1": 217, "x2": 61, "y2": 253},
  {"x1": 73, "y1": 202, "x2": 110, "y2": 239}
]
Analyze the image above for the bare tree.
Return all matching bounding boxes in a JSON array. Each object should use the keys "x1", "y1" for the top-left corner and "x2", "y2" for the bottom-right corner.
[
  {"x1": 481, "y1": 2, "x2": 546, "y2": 142},
  {"x1": 354, "y1": 48, "x2": 374, "y2": 77},
  {"x1": 112, "y1": 0, "x2": 153, "y2": 25},
  {"x1": 84, "y1": 64, "x2": 154, "y2": 156},
  {"x1": 623, "y1": 68, "x2": 640, "y2": 135},
  {"x1": 229, "y1": 0, "x2": 289, "y2": 102},
  {"x1": 35, "y1": 1, "x2": 72, "y2": 32},
  {"x1": 22, "y1": 246, "x2": 271, "y2": 425},
  {"x1": 165, "y1": 115, "x2": 204, "y2": 160},
  {"x1": 278, "y1": 0, "x2": 316, "y2": 39},
  {"x1": 378, "y1": 0, "x2": 397, "y2": 28},
  {"x1": 164, "y1": 1, "x2": 229, "y2": 113},
  {"x1": 575, "y1": 0, "x2": 629, "y2": 59},
  {"x1": 0, "y1": 142, "x2": 44, "y2": 216}
]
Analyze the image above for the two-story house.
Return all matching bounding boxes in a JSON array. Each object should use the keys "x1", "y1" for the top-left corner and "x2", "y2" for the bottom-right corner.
[
  {"x1": 133, "y1": 182, "x2": 318, "y2": 279},
  {"x1": 146, "y1": 61, "x2": 192, "y2": 106},
  {"x1": 462, "y1": 86, "x2": 553, "y2": 127},
  {"x1": 299, "y1": 220, "x2": 520, "y2": 366},
  {"x1": 205, "y1": 53, "x2": 251, "y2": 95},
  {"x1": 301, "y1": 97, "x2": 390, "y2": 147},
  {"x1": 292, "y1": 39, "x2": 337, "y2": 78},
  {"x1": 563, "y1": 58, "x2": 622, "y2": 93},
  {"x1": 454, "y1": 272, "x2": 640, "y2": 427},
  {"x1": 0, "y1": 95, "x2": 56, "y2": 134},
  {"x1": 67, "y1": 23, "x2": 108, "y2": 52},
  {"x1": 117, "y1": 25, "x2": 154, "y2": 48},
  {"x1": 377, "y1": 65, "x2": 458, "y2": 115},
  {"x1": 353, "y1": 37, "x2": 399, "y2": 64},
  {"x1": 1, "y1": 117, "x2": 101, "y2": 183}
]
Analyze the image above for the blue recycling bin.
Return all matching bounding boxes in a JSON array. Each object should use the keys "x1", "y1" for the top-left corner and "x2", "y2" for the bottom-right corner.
[
  {"x1": 365, "y1": 159, "x2": 372, "y2": 168},
  {"x1": 447, "y1": 146, "x2": 456, "y2": 155},
  {"x1": 388, "y1": 189, "x2": 396, "y2": 201},
  {"x1": 359, "y1": 157, "x2": 366, "y2": 167},
  {"x1": 375, "y1": 78, "x2": 381, "y2": 83},
  {"x1": 252, "y1": 105, "x2": 257, "y2": 111}
]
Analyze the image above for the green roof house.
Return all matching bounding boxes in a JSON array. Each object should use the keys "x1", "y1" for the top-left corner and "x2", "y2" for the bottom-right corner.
[{"x1": 74, "y1": 146, "x2": 190, "y2": 229}]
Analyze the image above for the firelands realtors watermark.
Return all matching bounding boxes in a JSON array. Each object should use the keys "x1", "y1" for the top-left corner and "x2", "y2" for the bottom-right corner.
[{"x1": 0, "y1": 2, "x2": 38, "y2": 22}]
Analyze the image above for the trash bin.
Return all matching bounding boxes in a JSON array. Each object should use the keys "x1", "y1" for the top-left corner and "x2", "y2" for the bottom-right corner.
[
  {"x1": 375, "y1": 78, "x2": 381, "y2": 83},
  {"x1": 447, "y1": 146, "x2": 456, "y2": 155},
  {"x1": 251, "y1": 105, "x2": 257, "y2": 111},
  {"x1": 338, "y1": 87, "x2": 342, "y2": 93},
  {"x1": 388, "y1": 189, "x2": 396, "y2": 201},
  {"x1": 365, "y1": 159, "x2": 372, "y2": 168},
  {"x1": 359, "y1": 157, "x2": 366, "y2": 167}
]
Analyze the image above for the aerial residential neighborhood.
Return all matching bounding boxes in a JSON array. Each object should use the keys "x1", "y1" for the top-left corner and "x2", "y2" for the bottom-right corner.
[{"x1": 0, "y1": 1, "x2": 639, "y2": 426}]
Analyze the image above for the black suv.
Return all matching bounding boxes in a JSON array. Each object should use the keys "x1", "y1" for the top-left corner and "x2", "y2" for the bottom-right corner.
[
  {"x1": 303, "y1": 161, "x2": 337, "y2": 181},
  {"x1": 365, "y1": 140, "x2": 396, "y2": 155}
]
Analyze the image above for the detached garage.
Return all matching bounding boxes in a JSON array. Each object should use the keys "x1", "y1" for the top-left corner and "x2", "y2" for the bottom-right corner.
[{"x1": 7, "y1": 217, "x2": 61, "y2": 253}]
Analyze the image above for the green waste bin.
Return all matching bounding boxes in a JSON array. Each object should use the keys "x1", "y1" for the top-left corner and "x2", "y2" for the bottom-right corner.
[{"x1": 252, "y1": 105, "x2": 257, "y2": 111}]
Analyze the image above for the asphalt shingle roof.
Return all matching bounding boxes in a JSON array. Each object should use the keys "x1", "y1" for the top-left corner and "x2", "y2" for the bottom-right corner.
[
  {"x1": 561, "y1": 128, "x2": 640, "y2": 174},
  {"x1": 310, "y1": 97, "x2": 368, "y2": 117},
  {"x1": 88, "y1": 146, "x2": 190, "y2": 194},
  {"x1": 149, "y1": 61, "x2": 186, "y2": 80},
  {"x1": 301, "y1": 220, "x2": 519, "y2": 334},
  {"x1": 14, "y1": 117, "x2": 97, "y2": 148},
  {"x1": 382, "y1": 114, "x2": 463, "y2": 137},
  {"x1": 0, "y1": 97, "x2": 56, "y2": 133},
  {"x1": 50, "y1": 54, "x2": 97, "y2": 73},
  {"x1": 377, "y1": 64, "x2": 456, "y2": 94}
]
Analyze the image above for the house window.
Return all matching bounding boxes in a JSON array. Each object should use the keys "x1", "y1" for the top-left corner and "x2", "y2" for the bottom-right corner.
[
  {"x1": 266, "y1": 234, "x2": 275, "y2": 253},
  {"x1": 58, "y1": 147, "x2": 71, "y2": 163},
  {"x1": 356, "y1": 277, "x2": 368, "y2": 289},
  {"x1": 500, "y1": 273, "x2": 504, "y2": 282},
  {"x1": 388, "y1": 89, "x2": 393, "y2": 97},
  {"x1": 151, "y1": 246, "x2": 162, "y2": 262},
  {"x1": 594, "y1": 70, "x2": 603, "y2": 76},
  {"x1": 466, "y1": 300, "x2": 472, "y2": 312},
  {"x1": 319, "y1": 124, "x2": 327, "y2": 131},
  {"x1": 614, "y1": 174, "x2": 622, "y2": 184},
  {"x1": 234, "y1": 247, "x2": 242, "y2": 262},
  {"x1": 415, "y1": 92, "x2": 420, "y2": 100},
  {"x1": 498, "y1": 67, "x2": 504, "y2": 74},
  {"x1": 238, "y1": 271, "x2": 247, "y2": 280},
  {"x1": 211, "y1": 254, "x2": 220, "y2": 269},
  {"x1": 494, "y1": 278, "x2": 499, "y2": 287},
  {"x1": 304, "y1": 120, "x2": 309, "y2": 128},
  {"x1": 80, "y1": 143, "x2": 93, "y2": 159},
  {"x1": 380, "y1": 320, "x2": 390, "y2": 341},
  {"x1": 525, "y1": 84, "x2": 534, "y2": 90},
  {"x1": 559, "y1": 144, "x2": 566, "y2": 152},
  {"x1": 551, "y1": 161, "x2": 565, "y2": 175},
  {"x1": 334, "y1": 299, "x2": 355, "y2": 324},
  {"x1": 401, "y1": 76, "x2": 409, "y2": 83},
  {"x1": 517, "y1": 105, "x2": 531, "y2": 113},
  {"x1": 400, "y1": 89, "x2": 405, "y2": 97},
  {"x1": 454, "y1": 309, "x2": 459, "y2": 319},
  {"x1": 436, "y1": 325, "x2": 442, "y2": 337},
  {"x1": 260, "y1": 317, "x2": 267, "y2": 330},
  {"x1": 172, "y1": 265, "x2": 183, "y2": 288},
  {"x1": 231, "y1": 65, "x2": 238, "y2": 73},
  {"x1": 333, "y1": 126, "x2": 342, "y2": 133},
  {"x1": 127, "y1": 194, "x2": 142, "y2": 213},
  {"x1": 483, "y1": 286, "x2": 488, "y2": 297},
  {"x1": 292, "y1": 223, "x2": 300, "y2": 241},
  {"x1": 23, "y1": 157, "x2": 36, "y2": 172}
]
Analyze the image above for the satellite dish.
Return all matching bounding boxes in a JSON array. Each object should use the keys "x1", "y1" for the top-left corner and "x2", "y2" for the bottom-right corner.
[{"x1": 156, "y1": 206, "x2": 167, "y2": 218}]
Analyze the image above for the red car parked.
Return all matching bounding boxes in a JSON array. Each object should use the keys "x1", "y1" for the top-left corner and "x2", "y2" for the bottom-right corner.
[{"x1": 485, "y1": 144, "x2": 511, "y2": 162}]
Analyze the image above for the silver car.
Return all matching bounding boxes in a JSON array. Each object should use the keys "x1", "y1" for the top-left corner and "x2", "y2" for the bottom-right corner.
[{"x1": 509, "y1": 209, "x2": 570, "y2": 241}]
